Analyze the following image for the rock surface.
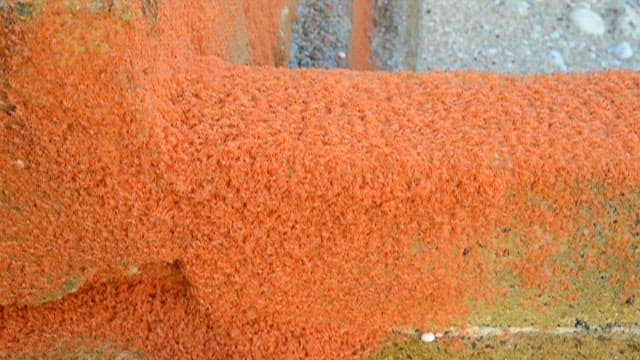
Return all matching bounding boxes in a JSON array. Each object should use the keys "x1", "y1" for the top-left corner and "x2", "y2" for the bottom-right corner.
[
  {"x1": 289, "y1": 0, "x2": 351, "y2": 69},
  {"x1": 617, "y1": 2, "x2": 640, "y2": 40},
  {"x1": 290, "y1": 0, "x2": 640, "y2": 73}
]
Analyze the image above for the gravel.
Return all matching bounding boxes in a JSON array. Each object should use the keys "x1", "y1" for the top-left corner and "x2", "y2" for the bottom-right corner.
[
  {"x1": 289, "y1": 0, "x2": 352, "y2": 69},
  {"x1": 415, "y1": 0, "x2": 640, "y2": 73},
  {"x1": 289, "y1": 0, "x2": 640, "y2": 74}
]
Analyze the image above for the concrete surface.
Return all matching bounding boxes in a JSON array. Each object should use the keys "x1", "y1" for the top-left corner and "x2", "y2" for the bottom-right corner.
[{"x1": 290, "y1": 0, "x2": 640, "y2": 73}]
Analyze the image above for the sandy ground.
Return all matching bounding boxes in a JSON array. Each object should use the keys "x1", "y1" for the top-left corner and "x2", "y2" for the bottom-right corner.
[
  {"x1": 290, "y1": 0, "x2": 640, "y2": 73},
  {"x1": 415, "y1": 0, "x2": 640, "y2": 73}
]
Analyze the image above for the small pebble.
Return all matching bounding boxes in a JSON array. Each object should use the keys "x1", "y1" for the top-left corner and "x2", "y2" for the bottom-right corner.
[
  {"x1": 609, "y1": 41, "x2": 633, "y2": 60},
  {"x1": 420, "y1": 332, "x2": 436, "y2": 343},
  {"x1": 547, "y1": 50, "x2": 567, "y2": 71},
  {"x1": 485, "y1": 47, "x2": 499, "y2": 57},
  {"x1": 14, "y1": 160, "x2": 25, "y2": 169},
  {"x1": 569, "y1": 8, "x2": 606, "y2": 35},
  {"x1": 336, "y1": 51, "x2": 346, "y2": 59}
]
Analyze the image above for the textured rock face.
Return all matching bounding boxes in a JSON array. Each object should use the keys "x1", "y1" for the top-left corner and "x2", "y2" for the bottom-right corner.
[
  {"x1": 2, "y1": 1, "x2": 640, "y2": 359},
  {"x1": 288, "y1": 0, "x2": 352, "y2": 69},
  {"x1": 291, "y1": 1, "x2": 640, "y2": 73},
  {"x1": 0, "y1": 0, "x2": 292, "y2": 307}
]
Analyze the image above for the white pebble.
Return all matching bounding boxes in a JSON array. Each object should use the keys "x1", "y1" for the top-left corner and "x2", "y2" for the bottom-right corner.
[
  {"x1": 609, "y1": 41, "x2": 634, "y2": 60},
  {"x1": 336, "y1": 51, "x2": 346, "y2": 59},
  {"x1": 547, "y1": 50, "x2": 567, "y2": 71},
  {"x1": 485, "y1": 47, "x2": 499, "y2": 57},
  {"x1": 569, "y1": 8, "x2": 606, "y2": 35},
  {"x1": 420, "y1": 332, "x2": 436, "y2": 343},
  {"x1": 14, "y1": 160, "x2": 25, "y2": 169}
]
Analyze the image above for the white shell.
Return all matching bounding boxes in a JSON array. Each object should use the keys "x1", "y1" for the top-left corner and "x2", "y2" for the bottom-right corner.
[
  {"x1": 547, "y1": 50, "x2": 567, "y2": 71},
  {"x1": 420, "y1": 332, "x2": 436, "y2": 343},
  {"x1": 569, "y1": 8, "x2": 606, "y2": 35},
  {"x1": 609, "y1": 41, "x2": 634, "y2": 60}
]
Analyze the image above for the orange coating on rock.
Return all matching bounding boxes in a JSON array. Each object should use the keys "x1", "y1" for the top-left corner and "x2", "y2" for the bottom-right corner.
[
  {"x1": 350, "y1": 0, "x2": 372, "y2": 70},
  {"x1": 2, "y1": 1, "x2": 640, "y2": 359},
  {"x1": 242, "y1": 0, "x2": 292, "y2": 66}
]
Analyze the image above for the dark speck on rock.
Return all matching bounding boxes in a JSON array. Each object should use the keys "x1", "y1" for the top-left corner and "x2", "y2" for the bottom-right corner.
[
  {"x1": 626, "y1": 296, "x2": 635, "y2": 305},
  {"x1": 3, "y1": 104, "x2": 16, "y2": 116},
  {"x1": 575, "y1": 318, "x2": 590, "y2": 330}
]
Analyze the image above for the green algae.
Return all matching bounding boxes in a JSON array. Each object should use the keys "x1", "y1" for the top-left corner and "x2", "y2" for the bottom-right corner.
[
  {"x1": 403, "y1": 0, "x2": 421, "y2": 71},
  {"x1": 39, "y1": 275, "x2": 81, "y2": 305},
  {"x1": 141, "y1": 0, "x2": 157, "y2": 25},
  {"x1": 228, "y1": 1, "x2": 252, "y2": 66},
  {"x1": 16, "y1": 1, "x2": 34, "y2": 20},
  {"x1": 465, "y1": 186, "x2": 640, "y2": 329},
  {"x1": 368, "y1": 333, "x2": 640, "y2": 360},
  {"x1": 118, "y1": 259, "x2": 140, "y2": 276},
  {"x1": 276, "y1": 0, "x2": 297, "y2": 67},
  {"x1": 10, "y1": 341, "x2": 142, "y2": 360}
]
